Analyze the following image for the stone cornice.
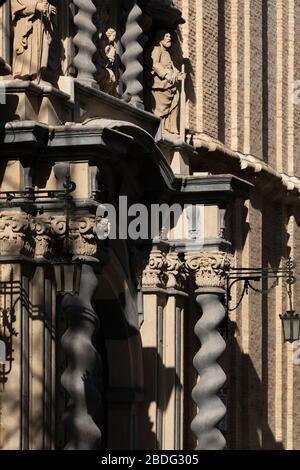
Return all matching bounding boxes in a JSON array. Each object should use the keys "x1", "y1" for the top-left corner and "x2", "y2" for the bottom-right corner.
[{"x1": 193, "y1": 132, "x2": 300, "y2": 202}]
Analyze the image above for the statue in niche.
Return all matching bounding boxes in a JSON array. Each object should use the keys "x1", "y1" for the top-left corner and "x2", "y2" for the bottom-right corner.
[
  {"x1": 95, "y1": 27, "x2": 118, "y2": 96},
  {"x1": 146, "y1": 30, "x2": 185, "y2": 135},
  {"x1": 11, "y1": 0, "x2": 59, "y2": 84}
]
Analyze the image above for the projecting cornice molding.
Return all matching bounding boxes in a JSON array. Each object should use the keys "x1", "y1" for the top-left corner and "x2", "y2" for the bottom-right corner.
[
  {"x1": 193, "y1": 133, "x2": 300, "y2": 202},
  {"x1": 0, "y1": 120, "x2": 252, "y2": 204}
]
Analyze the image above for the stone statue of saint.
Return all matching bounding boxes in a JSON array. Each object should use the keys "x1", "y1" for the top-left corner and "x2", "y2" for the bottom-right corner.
[
  {"x1": 11, "y1": 0, "x2": 57, "y2": 83},
  {"x1": 147, "y1": 30, "x2": 185, "y2": 134},
  {"x1": 95, "y1": 28, "x2": 118, "y2": 96}
]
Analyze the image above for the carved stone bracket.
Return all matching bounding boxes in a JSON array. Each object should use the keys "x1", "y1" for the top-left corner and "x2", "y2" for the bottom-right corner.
[{"x1": 185, "y1": 252, "x2": 232, "y2": 289}]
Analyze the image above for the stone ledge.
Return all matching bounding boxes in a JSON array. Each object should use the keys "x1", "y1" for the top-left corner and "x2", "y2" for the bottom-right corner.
[
  {"x1": 0, "y1": 80, "x2": 72, "y2": 125},
  {"x1": 193, "y1": 132, "x2": 300, "y2": 203},
  {"x1": 73, "y1": 80, "x2": 161, "y2": 139}
]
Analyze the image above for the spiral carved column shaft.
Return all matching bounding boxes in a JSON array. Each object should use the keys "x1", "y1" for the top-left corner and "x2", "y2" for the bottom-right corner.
[
  {"x1": 61, "y1": 264, "x2": 103, "y2": 450},
  {"x1": 193, "y1": 290, "x2": 226, "y2": 450},
  {"x1": 121, "y1": 1, "x2": 144, "y2": 108},
  {"x1": 185, "y1": 252, "x2": 232, "y2": 450},
  {"x1": 73, "y1": 0, "x2": 97, "y2": 86}
]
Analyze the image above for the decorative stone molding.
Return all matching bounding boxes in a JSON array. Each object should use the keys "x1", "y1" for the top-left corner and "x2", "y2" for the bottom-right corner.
[
  {"x1": 0, "y1": 212, "x2": 105, "y2": 259},
  {"x1": 142, "y1": 248, "x2": 166, "y2": 289},
  {"x1": 185, "y1": 252, "x2": 232, "y2": 289},
  {"x1": 0, "y1": 212, "x2": 34, "y2": 257}
]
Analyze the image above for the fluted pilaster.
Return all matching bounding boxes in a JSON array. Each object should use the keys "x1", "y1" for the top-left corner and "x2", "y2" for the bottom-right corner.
[
  {"x1": 61, "y1": 264, "x2": 103, "y2": 450},
  {"x1": 185, "y1": 252, "x2": 232, "y2": 450},
  {"x1": 121, "y1": 1, "x2": 144, "y2": 108},
  {"x1": 73, "y1": 0, "x2": 97, "y2": 86}
]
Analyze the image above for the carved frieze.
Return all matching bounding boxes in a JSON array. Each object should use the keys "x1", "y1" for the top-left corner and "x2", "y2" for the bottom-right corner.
[{"x1": 0, "y1": 212, "x2": 104, "y2": 259}]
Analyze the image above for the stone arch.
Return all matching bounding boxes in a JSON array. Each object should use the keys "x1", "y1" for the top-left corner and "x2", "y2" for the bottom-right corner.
[{"x1": 93, "y1": 245, "x2": 144, "y2": 450}]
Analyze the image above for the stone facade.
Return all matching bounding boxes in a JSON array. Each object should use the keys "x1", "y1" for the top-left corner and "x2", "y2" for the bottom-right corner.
[{"x1": 0, "y1": 0, "x2": 299, "y2": 451}]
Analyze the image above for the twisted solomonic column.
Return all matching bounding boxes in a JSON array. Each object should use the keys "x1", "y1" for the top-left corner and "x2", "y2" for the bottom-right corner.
[
  {"x1": 120, "y1": 1, "x2": 144, "y2": 108},
  {"x1": 61, "y1": 264, "x2": 103, "y2": 450},
  {"x1": 73, "y1": 0, "x2": 97, "y2": 86},
  {"x1": 185, "y1": 252, "x2": 232, "y2": 450}
]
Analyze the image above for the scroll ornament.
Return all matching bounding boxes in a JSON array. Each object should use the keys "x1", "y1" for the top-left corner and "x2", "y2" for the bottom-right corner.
[
  {"x1": 0, "y1": 212, "x2": 107, "y2": 259},
  {"x1": 185, "y1": 252, "x2": 232, "y2": 289}
]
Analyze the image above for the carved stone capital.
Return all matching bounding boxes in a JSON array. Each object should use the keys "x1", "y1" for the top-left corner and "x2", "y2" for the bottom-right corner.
[
  {"x1": 165, "y1": 252, "x2": 186, "y2": 290},
  {"x1": 142, "y1": 249, "x2": 166, "y2": 289},
  {"x1": 50, "y1": 216, "x2": 99, "y2": 257},
  {"x1": 32, "y1": 216, "x2": 53, "y2": 258},
  {"x1": 185, "y1": 252, "x2": 232, "y2": 289},
  {"x1": 0, "y1": 212, "x2": 34, "y2": 257}
]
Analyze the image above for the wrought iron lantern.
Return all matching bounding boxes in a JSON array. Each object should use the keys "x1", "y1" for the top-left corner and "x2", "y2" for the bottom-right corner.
[
  {"x1": 53, "y1": 256, "x2": 82, "y2": 296},
  {"x1": 279, "y1": 259, "x2": 299, "y2": 343},
  {"x1": 280, "y1": 310, "x2": 300, "y2": 343},
  {"x1": 226, "y1": 257, "x2": 299, "y2": 343},
  {"x1": 52, "y1": 177, "x2": 83, "y2": 296}
]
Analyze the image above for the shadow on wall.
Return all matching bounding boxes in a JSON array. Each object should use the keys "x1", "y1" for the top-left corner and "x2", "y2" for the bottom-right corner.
[
  {"x1": 226, "y1": 321, "x2": 284, "y2": 450},
  {"x1": 138, "y1": 347, "x2": 178, "y2": 450}
]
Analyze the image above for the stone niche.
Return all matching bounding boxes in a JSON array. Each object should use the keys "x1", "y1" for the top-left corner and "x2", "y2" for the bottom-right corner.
[{"x1": 0, "y1": 1, "x2": 73, "y2": 124}]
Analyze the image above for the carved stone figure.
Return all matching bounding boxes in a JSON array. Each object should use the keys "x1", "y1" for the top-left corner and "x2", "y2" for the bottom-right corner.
[
  {"x1": 147, "y1": 30, "x2": 185, "y2": 134},
  {"x1": 95, "y1": 28, "x2": 118, "y2": 96},
  {"x1": 11, "y1": 0, "x2": 58, "y2": 83}
]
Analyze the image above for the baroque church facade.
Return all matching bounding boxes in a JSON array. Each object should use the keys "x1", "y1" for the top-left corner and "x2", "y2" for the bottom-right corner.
[{"x1": 0, "y1": 0, "x2": 299, "y2": 450}]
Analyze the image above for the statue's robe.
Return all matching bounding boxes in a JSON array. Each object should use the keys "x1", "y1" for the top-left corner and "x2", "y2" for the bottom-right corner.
[
  {"x1": 150, "y1": 44, "x2": 180, "y2": 134},
  {"x1": 11, "y1": 0, "x2": 54, "y2": 81}
]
